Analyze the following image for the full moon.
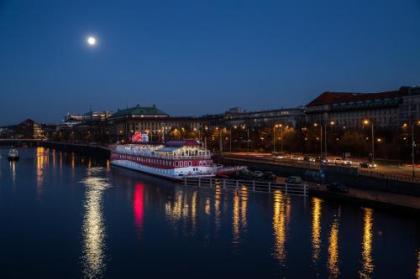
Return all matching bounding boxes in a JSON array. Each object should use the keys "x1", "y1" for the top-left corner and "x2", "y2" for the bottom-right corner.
[{"x1": 86, "y1": 36, "x2": 97, "y2": 46}]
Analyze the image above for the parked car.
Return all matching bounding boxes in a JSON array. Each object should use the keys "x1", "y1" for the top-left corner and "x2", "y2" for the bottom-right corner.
[
  {"x1": 343, "y1": 159, "x2": 352, "y2": 166},
  {"x1": 360, "y1": 162, "x2": 377, "y2": 168},
  {"x1": 327, "y1": 182, "x2": 349, "y2": 193},
  {"x1": 291, "y1": 155, "x2": 304, "y2": 161},
  {"x1": 285, "y1": 176, "x2": 303, "y2": 185},
  {"x1": 304, "y1": 155, "x2": 316, "y2": 162}
]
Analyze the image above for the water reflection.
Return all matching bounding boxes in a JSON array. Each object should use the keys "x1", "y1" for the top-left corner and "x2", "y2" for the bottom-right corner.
[
  {"x1": 165, "y1": 188, "x2": 199, "y2": 230},
  {"x1": 240, "y1": 186, "x2": 248, "y2": 231},
  {"x1": 417, "y1": 250, "x2": 420, "y2": 279},
  {"x1": 273, "y1": 190, "x2": 287, "y2": 263},
  {"x1": 328, "y1": 217, "x2": 340, "y2": 278},
  {"x1": 359, "y1": 208, "x2": 374, "y2": 279},
  {"x1": 81, "y1": 167, "x2": 110, "y2": 279},
  {"x1": 71, "y1": 152, "x2": 75, "y2": 176},
  {"x1": 191, "y1": 191, "x2": 197, "y2": 232},
  {"x1": 36, "y1": 147, "x2": 48, "y2": 195},
  {"x1": 312, "y1": 197, "x2": 322, "y2": 263},
  {"x1": 9, "y1": 161, "x2": 16, "y2": 185},
  {"x1": 204, "y1": 197, "x2": 211, "y2": 216},
  {"x1": 214, "y1": 185, "x2": 222, "y2": 232},
  {"x1": 133, "y1": 183, "x2": 144, "y2": 235},
  {"x1": 52, "y1": 149, "x2": 56, "y2": 169},
  {"x1": 59, "y1": 151, "x2": 63, "y2": 175},
  {"x1": 232, "y1": 191, "x2": 240, "y2": 244},
  {"x1": 232, "y1": 187, "x2": 248, "y2": 245}
]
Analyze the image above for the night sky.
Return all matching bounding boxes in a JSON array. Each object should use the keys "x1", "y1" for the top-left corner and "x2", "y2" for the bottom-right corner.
[{"x1": 1, "y1": 0, "x2": 420, "y2": 125}]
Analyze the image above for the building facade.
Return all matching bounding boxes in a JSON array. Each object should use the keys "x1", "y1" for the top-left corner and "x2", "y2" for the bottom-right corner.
[
  {"x1": 108, "y1": 105, "x2": 201, "y2": 142},
  {"x1": 305, "y1": 86, "x2": 420, "y2": 128}
]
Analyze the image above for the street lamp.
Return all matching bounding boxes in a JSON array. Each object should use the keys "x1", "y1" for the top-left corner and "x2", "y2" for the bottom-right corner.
[
  {"x1": 230, "y1": 125, "x2": 238, "y2": 153},
  {"x1": 324, "y1": 120, "x2": 335, "y2": 158},
  {"x1": 363, "y1": 119, "x2": 375, "y2": 163},
  {"x1": 314, "y1": 122, "x2": 323, "y2": 159},
  {"x1": 241, "y1": 124, "x2": 250, "y2": 152},
  {"x1": 273, "y1": 124, "x2": 283, "y2": 153}
]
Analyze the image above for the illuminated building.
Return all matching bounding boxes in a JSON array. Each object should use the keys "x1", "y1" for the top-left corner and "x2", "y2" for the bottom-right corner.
[{"x1": 306, "y1": 86, "x2": 420, "y2": 128}]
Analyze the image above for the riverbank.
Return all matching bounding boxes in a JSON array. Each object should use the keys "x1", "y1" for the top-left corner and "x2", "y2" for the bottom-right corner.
[
  {"x1": 309, "y1": 184, "x2": 420, "y2": 212},
  {"x1": 35, "y1": 141, "x2": 420, "y2": 212},
  {"x1": 273, "y1": 176, "x2": 420, "y2": 212}
]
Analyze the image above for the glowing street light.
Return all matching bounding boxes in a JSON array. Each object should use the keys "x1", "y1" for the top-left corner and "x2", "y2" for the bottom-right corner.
[
  {"x1": 273, "y1": 123, "x2": 284, "y2": 153},
  {"x1": 363, "y1": 119, "x2": 375, "y2": 163}
]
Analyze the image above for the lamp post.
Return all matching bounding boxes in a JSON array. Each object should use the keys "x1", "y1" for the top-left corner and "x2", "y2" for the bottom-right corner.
[
  {"x1": 204, "y1": 126, "x2": 208, "y2": 149},
  {"x1": 408, "y1": 87, "x2": 416, "y2": 178},
  {"x1": 241, "y1": 124, "x2": 250, "y2": 152},
  {"x1": 324, "y1": 121, "x2": 335, "y2": 158},
  {"x1": 229, "y1": 127, "x2": 232, "y2": 153},
  {"x1": 314, "y1": 122, "x2": 323, "y2": 159},
  {"x1": 363, "y1": 119, "x2": 375, "y2": 163}
]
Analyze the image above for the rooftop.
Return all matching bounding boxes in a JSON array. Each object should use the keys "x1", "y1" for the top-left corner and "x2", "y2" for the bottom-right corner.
[
  {"x1": 306, "y1": 87, "x2": 419, "y2": 107},
  {"x1": 111, "y1": 104, "x2": 168, "y2": 119}
]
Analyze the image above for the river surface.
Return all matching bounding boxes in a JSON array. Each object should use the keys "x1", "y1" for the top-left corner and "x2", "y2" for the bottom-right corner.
[{"x1": 0, "y1": 147, "x2": 419, "y2": 278}]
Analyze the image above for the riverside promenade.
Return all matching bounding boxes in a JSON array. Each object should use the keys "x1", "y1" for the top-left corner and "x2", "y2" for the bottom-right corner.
[{"x1": 220, "y1": 153, "x2": 420, "y2": 211}]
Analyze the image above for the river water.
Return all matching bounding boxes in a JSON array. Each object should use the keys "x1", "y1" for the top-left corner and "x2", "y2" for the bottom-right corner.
[{"x1": 0, "y1": 147, "x2": 419, "y2": 278}]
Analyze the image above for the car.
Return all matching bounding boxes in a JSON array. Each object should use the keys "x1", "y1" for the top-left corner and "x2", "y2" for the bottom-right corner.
[
  {"x1": 291, "y1": 155, "x2": 304, "y2": 161},
  {"x1": 326, "y1": 182, "x2": 349, "y2": 193},
  {"x1": 334, "y1": 158, "x2": 343, "y2": 165},
  {"x1": 343, "y1": 160, "x2": 352, "y2": 166},
  {"x1": 285, "y1": 176, "x2": 303, "y2": 185},
  {"x1": 304, "y1": 155, "x2": 316, "y2": 162},
  {"x1": 360, "y1": 162, "x2": 377, "y2": 168}
]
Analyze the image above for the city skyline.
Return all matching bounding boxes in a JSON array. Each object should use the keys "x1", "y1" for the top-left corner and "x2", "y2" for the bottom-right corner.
[{"x1": 1, "y1": 0, "x2": 420, "y2": 125}]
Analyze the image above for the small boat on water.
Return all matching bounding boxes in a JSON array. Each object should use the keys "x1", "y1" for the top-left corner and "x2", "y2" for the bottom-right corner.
[{"x1": 8, "y1": 148, "x2": 19, "y2": 161}]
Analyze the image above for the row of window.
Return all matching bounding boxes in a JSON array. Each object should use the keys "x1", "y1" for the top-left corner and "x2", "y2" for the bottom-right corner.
[{"x1": 118, "y1": 154, "x2": 210, "y2": 167}]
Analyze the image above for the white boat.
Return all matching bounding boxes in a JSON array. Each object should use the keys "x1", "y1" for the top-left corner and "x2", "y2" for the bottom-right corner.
[
  {"x1": 111, "y1": 139, "x2": 217, "y2": 180},
  {"x1": 8, "y1": 148, "x2": 19, "y2": 161}
]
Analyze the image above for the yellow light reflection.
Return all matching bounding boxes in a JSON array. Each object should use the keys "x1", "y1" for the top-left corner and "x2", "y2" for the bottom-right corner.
[
  {"x1": 204, "y1": 197, "x2": 211, "y2": 216},
  {"x1": 312, "y1": 197, "x2": 322, "y2": 263},
  {"x1": 328, "y1": 218, "x2": 340, "y2": 278},
  {"x1": 214, "y1": 184, "x2": 222, "y2": 231},
  {"x1": 417, "y1": 250, "x2": 420, "y2": 279},
  {"x1": 164, "y1": 188, "x2": 200, "y2": 235},
  {"x1": 165, "y1": 189, "x2": 192, "y2": 221},
  {"x1": 71, "y1": 152, "x2": 76, "y2": 174},
  {"x1": 52, "y1": 149, "x2": 56, "y2": 168},
  {"x1": 359, "y1": 208, "x2": 374, "y2": 279},
  {"x1": 240, "y1": 186, "x2": 248, "y2": 230},
  {"x1": 191, "y1": 191, "x2": 197, "y2": 232},
  {"x1": 36, "y1": 147, "x2": 48, "y2": 194},
  {"x1": 273, "y1": 190, "x2": 287, "y2": 262},
  {"x1": 81, "y1": 168, "x2": 109, "y2": 279},
  {"x1": 232, "y1": 191, "x2": 240, "y2": 244}
]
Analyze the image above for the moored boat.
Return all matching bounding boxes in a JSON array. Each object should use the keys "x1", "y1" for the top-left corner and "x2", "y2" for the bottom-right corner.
[
  {"x1": 8, "y1": 148, "x2": 19, "y2": 161},
  {"x1": 111, "y1": 139, "x2": 217, "y2": 180}
]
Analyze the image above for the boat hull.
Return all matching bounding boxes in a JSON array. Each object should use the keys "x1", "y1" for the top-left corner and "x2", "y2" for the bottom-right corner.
[
  {"x1": 8, "y1": 156, "x2": 19, "y2": 162},
  {"x1": 111, "y1": 159, "x2": 215, "y2": 181}
]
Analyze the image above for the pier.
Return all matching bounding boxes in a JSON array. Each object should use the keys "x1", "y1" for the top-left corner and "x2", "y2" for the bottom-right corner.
[{"x1": 183, "y1": 177, "x2": 308, "y2": 196}]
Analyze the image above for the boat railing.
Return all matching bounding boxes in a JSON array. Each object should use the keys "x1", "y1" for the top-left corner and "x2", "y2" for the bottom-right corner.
[{"x1": 115, "y1": 149, "x2": 212, "y2": 160}]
